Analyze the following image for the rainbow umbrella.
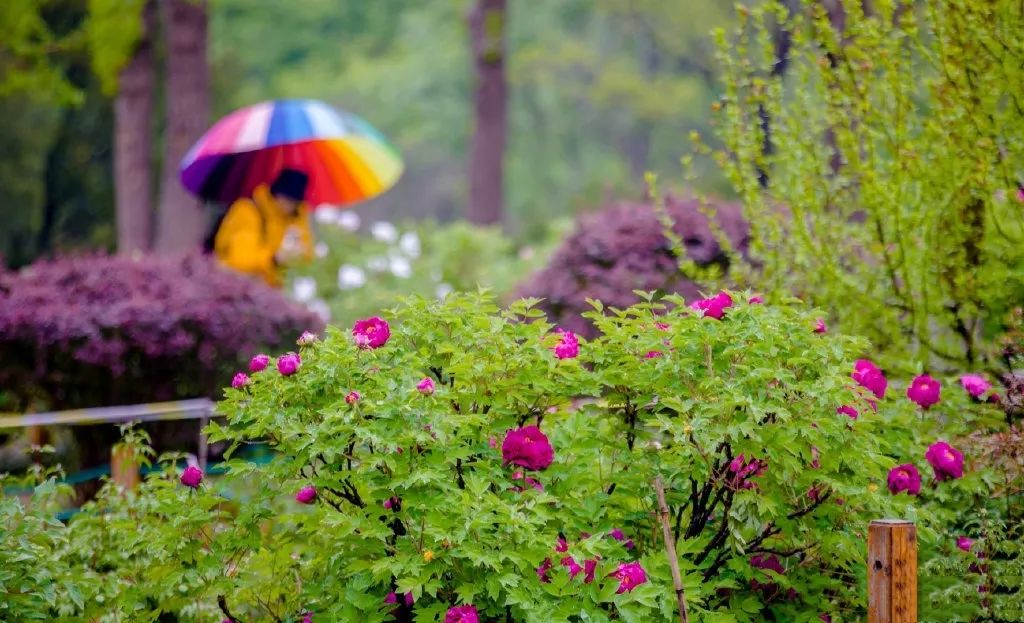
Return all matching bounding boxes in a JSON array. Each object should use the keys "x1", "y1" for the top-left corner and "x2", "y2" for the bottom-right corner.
[{"x1": 180, "y1": 99, "x2": 403, "y2": 208}]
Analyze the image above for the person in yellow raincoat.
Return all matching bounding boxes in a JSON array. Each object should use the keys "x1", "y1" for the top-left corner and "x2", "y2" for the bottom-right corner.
[{"x1": 214, "y1": 168, "x2": 314, "y2": 287}]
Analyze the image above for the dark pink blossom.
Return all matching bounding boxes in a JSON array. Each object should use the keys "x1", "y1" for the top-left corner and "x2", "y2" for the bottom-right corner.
[
  {"x1": 555, "y1": 537, "x2": 569, "y2": 553},
  {"x1": 728, "y1": 454, "x2": 766, "y2": 489},
  {"x1": 444, "y1": 605, "x2": 479, "y2": 623},
  {"x1": 608, "y1": 528, "x2": 635, "y2": 549},
  {"x1": 417, "y1": 377, "x2": 436, "y2": 395},
  {"x1": 502, "y1": 426, "x2": 554, "y2": 471},
  {"x1": 583, "y1": 559, "x2": 597, "y2": 583},
  {"x1": 960, "y1": 374, "x2": 991, "y2": 399},
  {"x1": 552, "y1": 329, "x2": 580, "y2": 359},
  {"x1": 383, "y1": 496, "x2": 401, "y2": 511},
  {"x1": 536, "y1": 558, "x2": 553, "y2": 582},
  {"x1": 690, "y1": 291, "x2": 733, "y2": 320},
  {"x1": 511, "y1": 471, "x2": 544, "y2": 492},
  {"x1": 813, "y1": 318, "x2": 827, "y2": 334},
  {"x1": 810, "y1": 446, "x2": 821, "y2": 469},
  {"x1": 231, "y1": 372, "x2": 249, "y2": 389},
  {"x1": 887, "y1": 463, "x2": 922, "y2": 495},
  {"x1": 345, "y1": 391, "x2": 361, "y2": 404},
  {"x1": 277, "y1": 352, "x2": 301, "y2": 376},
  {"x1": 180, "y1": 465, "x2": 203, "y2": 488},
  {"x1": 645, "y1": 350, "x2": 663, "y2": 359},
  {"x1": 352, "y1": 316, "x2": 390, "y2": 349},
  {"x1": 611, "y1": 561, "x2": 647, "y2": 593},
  {"x1": 295, "y1": 486, "x2": 317, "y2": 504},
  {"x1": 249, "y1": 353, "x2": 270, "y2": 372},
  {"x1": 749, "y1": 295, "x2": 764, "y2": 304},
  {"x1": 297, "y1": 331, "x2": 318, "y2": 346},
  {"x1": 852, "y1": 359, "x2": 887, "y2": 399},
  {"x1": 562, "y1": 555, "x2": 583, "y2": 578},
  {"x1": 925, "y1": 441, "x2": 964, "y2": 481},
  {"x1": 837, "y1": 405, "x2": 859, "y2": 420},
  {"x1": 957, "y1": 536, "x2": 975, "y2": 552},
  {"x1": 907, "y1": 374, "x2": 941, "y2": 409},
  {"x1": 655, "y1": 322, "x2": 671, "y2": 330}
]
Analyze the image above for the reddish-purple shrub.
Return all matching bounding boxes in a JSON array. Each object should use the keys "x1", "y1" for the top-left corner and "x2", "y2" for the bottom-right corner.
[
  {"x1": 0, "y1": 253, "x2": 322, "y2": 411},
  {"x1": 519, "y1": 195, "x2": 749, "y2": 337}
]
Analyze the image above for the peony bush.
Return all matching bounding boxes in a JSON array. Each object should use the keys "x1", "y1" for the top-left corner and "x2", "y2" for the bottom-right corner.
[{"x1": 1, "y1": 292, "x2": 1010, "y2": 622}]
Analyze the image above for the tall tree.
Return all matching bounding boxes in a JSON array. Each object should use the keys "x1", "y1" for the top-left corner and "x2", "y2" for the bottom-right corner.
[
  {"x1": 466, "y1": 0, "x2": 507, "y2": 225},
  {"x1": 155, "y1": 0, "x2": 208, "y2": 252},
  {"x1": 114, "y1": 0, "x2": 155, "y2": 254}
]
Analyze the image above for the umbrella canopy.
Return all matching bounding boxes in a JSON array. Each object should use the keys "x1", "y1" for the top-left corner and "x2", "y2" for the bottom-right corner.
[{"x1": 180, "y1": 99, "x2": 403, "y2": 208}]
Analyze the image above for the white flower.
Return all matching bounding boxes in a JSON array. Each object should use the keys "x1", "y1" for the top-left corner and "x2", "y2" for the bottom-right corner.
[
  {"x1": 370, "y1": 221, "x2": 399, "y2": 243},
  {"x1": 307, "y1": 299, "x2": 331, "y2": 322},
  {"x1": 389, "y1": 256, "x2": 412, "y2": 279},
  {"x1": 336, "y1": 211, "x2": 361, "y2": 232},
  {"x1": 314, "y1": 242, "x2": 329, "y2": 259},
  {"x1": 337, "y1": 264, "x2": 367, "y2": 289},
  {"x1": 436, "y1": 283, "x2": 454, "y2": 300},
  {"x1": 398, "y1": 231, "x2": 421, "y2": 258},
  {"x1": 291, "y1": 277, "x2": 317, "y2": 303},
  {"x1": 366, "y1": 256, "x2": 389, "y2": 272},
  {"x1": 313, "y1": 208, "x2": 339, "y2": 225}
]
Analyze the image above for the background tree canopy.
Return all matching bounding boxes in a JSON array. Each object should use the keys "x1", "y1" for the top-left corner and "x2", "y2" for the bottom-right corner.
[{"x1": 0, "y1": 0, "x2": 734, "y2": 266}]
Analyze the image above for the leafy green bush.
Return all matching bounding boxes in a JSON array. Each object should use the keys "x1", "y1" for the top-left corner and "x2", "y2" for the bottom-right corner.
[
  {"x1": 286, "y1": 214, "x2": 565, "y2": 328},
  {"x1": 706, "y1": 0, "x2": 1024, "y2": 373},
  {"x1": 2, "y1": 292, "x2": 1009, "y2": 622}
]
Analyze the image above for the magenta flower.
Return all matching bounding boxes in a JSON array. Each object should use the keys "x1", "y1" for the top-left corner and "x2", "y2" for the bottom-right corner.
[
  {"x1": 180, "y1": 465, "x2": 203, "y2": 489},
  {"x1": 1017, "y1": 186, "x2": 1024, "y2": 203},
  {"x1": 383, "y1": 496, "x2": 401, "y2": 511},
  {"x1": 555, "y1": 537, "x2": 569, "y2": 553},
  {"x1": 552, "y1": 329, "x2": 580, "y2": 359},
  {"x1": 584, "y1": 559, "x2": 597, "y2": 583},
  {"x1": 444, "y1": 605, "x2": 479, "y2": 623},
  {"x1": 352, "y1": 316, "x2": 391, "y2": 349},
  {"x1": 749, "y1": 295, "x2": 764, "y2": 304},
  {"x1": 751, "y1": 554, "x2": 784, "y2": 575},
  {"x1": 249, "y1": 353, "x2": 270, "y2": 372},
  {"x1": 608, "y1": 528, "x2": 635, "y2": 550},
  {"x1": 611, "y1": 561, "x2": 648, "y2": 594},
  {"x1": 345, "y1": 390, "x2": 361, "y2": 404},
  {"x1": 690, "y1": 291, "x2": 733, "y2": 320},
  {"x1": 536, "y1": 558, "x2": 553, "y2": 582},
  {"x1": 385, "y1": 591, "x2": 415, "y2": 607},
  {"x1": 655, "y1": 321, "x2": 671, "y2": 331},
  {"x1": 810, "y1": 446, "x2": 821, "y2": 470},
  {"x1": 813, "y1": 318, "x2": 827, "y2": 334},
  {"x1": 852, "y1": 359, "x2": 887, "y2": 399},
  {"x1": 645, "y1": 350, "x2": 663, "y2": 359},
  {"x1": 301, "y1": 614, "x2": 313, "y2": 623},
  {"x1": 728, "y1": 454, "x2": 767, "y2": 489},
  {"x1": 231, "y1": 372, "x2": 250, "y2": 389},
  {"x1": 297, "y1": 331, "x2": 318, "y2": 346},
  {"x1": 417, "y1": 377, "x2": 436, "y2": 395},
  {"x1": 837, "y1": 405, "x2": 859, "y2": 420},
  {"x1": 276, "y1": 352, "x2": 301, "y2": 376},
  {"x1": 887, "y1": 463, "x2": 922, "y2": 495},
  {"x1": 960, "y1": 374, "x2": 991, "y2": 399},
  {"x1": 957, "y1": 536, "x2": 975, "y2": 552},
  {"x1": 511, "y1": 471, "x2": 544, "y2": 492},
  {"x1": 907, "y1": 374, "x2": 941, "y2": 409},
  {"x1": 925, "y1": 441, "x2": 964, "y2": 481},
  {"x1": 295, "y1": 485, "x2": 317, "y2": 505},
  {"x1": 561, "y1": 555, "x2": 584, "y2": 579},
  {"x1": 502, "y1": 425, "x2": 554, "y2": 471}
]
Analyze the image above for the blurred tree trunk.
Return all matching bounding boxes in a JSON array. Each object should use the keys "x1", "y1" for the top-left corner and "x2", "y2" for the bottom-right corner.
[
  {"x1": 466, "y1": 0, "x2": 507, "y2": 226},
  {"x1": 114, "y1": 0, "x2": 156, "y2": 254},
  {"x1": 154, "y1": 0, "x2": 208, "y2": 252}
]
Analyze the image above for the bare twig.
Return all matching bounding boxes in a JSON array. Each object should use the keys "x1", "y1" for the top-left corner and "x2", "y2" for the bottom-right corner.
[{"x1": 654, "y1": 476, "x2": 691, "y2": 623}]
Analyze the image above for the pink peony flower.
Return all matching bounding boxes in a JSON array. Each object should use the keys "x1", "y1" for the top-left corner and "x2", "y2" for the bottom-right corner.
[
  {"x1": 385, "y1": 591, "x2": 415, "y2": 607},
  {"x1": 231, "y1": 372, "x2": 250, "y2": 389},
  {"x1": 562, "y1": 555, "x2": 584, "y2": 578},
  {"x1": 837, "y1": 405, "x2": 859, "y2": 420},
  {"x1": 690, "y1": 291, "x2": 733, "y2": 320},
  {"x1": 249, "y1": 353, "x2": 270, "y2": 372},
  {"x1": 810, "y1": 446, "x2": 821, "y2": 469},
  {"x1": 925, "y1": 441, "x2": 964, "y2": 481},
  {"x1": 907, "y1": 374, "x2": 941, "y2": 409},
  {"x1": 277, "y1": 352, "x2": 301, "y2": 376},
  {"x1": 552, "y1": 329, "x2": 580, "y2": 359},
  {"x1": 297, "y1": 331, "x2": 318, "y2": 346},
  {"x1": 555, "y1": 537, "x2": 569, "y2": 553},
  {"x1": 511, "y1": 471, "x2": 544, "y2": 492},
  {"x1": 820, "y1": 615, "x2": 832, "y2": 622},
  {"x1": 488, "y1": 437, "x2": 498, "y2": 449},
  {"x1": 813, "y1": 318, "x2": 828, "y2": 334},
  {"x1": 295, "y1": 485, "x2": 317, "y2": 504},
  {"x1": 352, "y1": 316, "x2": 391, "y2": 349},
  {"x1": 608, "y1": 528, "x2": 635, "y2": 550},
  {"x1": 444, "y1": 605, "x2": 479, "y2": 623},
  {"x1": 749, "y1": 295, "x2": 764, "y2": 304},
  {"x1": 180, "y1": 465, "x2": 203, "y2": 489},
  {"x1": 502, "y1": 425, "x2": 554, "y2": 471},
  {"x1": 1017, "y1": 186, "x2": 1024, "y2": 203},
  {"x1": 383, "y1": 496, "x2": 401, "y2": 511},
  {"x1": 345, "y1": 390, "x2": 361, "y2": 404},
  {"x1": 645, "y1": 350, "x2": 663, "y2": 359},
  {"x1": 728, "y1": 454, "x2": 767, "y2": 489},
  {"x1": 301, "y1": 613, "x2": 313, "y2": 623},
  {"x1": 583, "y1": 559, "x2": 598, "y2": 583},
  {"x1": 536, "y1": 558, "x2": 553, "y2": 582},
  {"x1": 957, "y1": 536, "x2": 975, "y2": 552},
  {"x1": 417, "y1": 377, "x2": 436, "y2": 395},
  {"x1": 852, "y1": 359, "x2": 887, "y2": 399},
  {"x1": 887, "y1": 463, "x2": 922, "y2": 495},
  {"x1": 655, "y1": 322, "x2": 671, "y2": 331},
  {"x1": 611, "y1": 561, "x2": 648, "y2": 594},
  {"x1": 960, "y1": 374, "x2": 991, "y2": 399},
  {"x1": 750, "y1": 554, "x2": 787, "y2": 598}
]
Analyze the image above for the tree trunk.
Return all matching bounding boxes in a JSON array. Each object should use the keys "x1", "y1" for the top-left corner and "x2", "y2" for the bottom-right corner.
[
  {"x1": 114, "y1": 0, "x2": 156, "y2": 254},
  {"x1": 154, "y1": 0, "x2": 208, "y2": 252},
  {"x1": 466, "y1": 0, "x2": 507, "y2": 226}
]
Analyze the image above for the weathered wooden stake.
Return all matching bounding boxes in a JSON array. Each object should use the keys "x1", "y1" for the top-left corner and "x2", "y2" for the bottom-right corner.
[
  {"x1": 868, "y1": 519, "x2": 917, "y2": 623},
  {"x1": 111, "y1": 445, "x2": 140, "y2": 491},
  {"x1": 654, "y1": 476, "x2": 690, "y2": 623}
]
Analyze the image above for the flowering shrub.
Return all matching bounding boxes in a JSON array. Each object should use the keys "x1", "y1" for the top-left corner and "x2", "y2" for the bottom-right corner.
[
  {"x1": 519, "y1": 195, "x2": 749, "y2": 337},
  {"x1": 0, "y1": 292, "x2": 1010, "y2": 622}
]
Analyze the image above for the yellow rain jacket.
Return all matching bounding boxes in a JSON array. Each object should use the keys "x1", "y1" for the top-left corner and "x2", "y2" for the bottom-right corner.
[{"x1": 214, "y1": 184, "x2": 313, "y2": 287}]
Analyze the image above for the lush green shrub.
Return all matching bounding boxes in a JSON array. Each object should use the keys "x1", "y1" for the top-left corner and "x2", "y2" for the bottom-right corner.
[
  {"x1": 2, "y1": 292, "x2": 1006, "y2": 622},
  {"x1": 706, "y1": 0, "x2": 1024, "y2": 373},
  {"x1": 286, "y1": 214, "x2": 564, "y2": 329}
]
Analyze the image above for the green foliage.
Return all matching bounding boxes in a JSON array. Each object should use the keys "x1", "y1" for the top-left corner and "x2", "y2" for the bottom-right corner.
[
  {"x1": 285, "y1": 216, "x2": 565, "y2": 328},
  {"x1": 85, "y1": 0, "x2": 145, "y2": 95},
  {"x1": 708, "y1": 0, "x2": 1024, "y2": 372}
]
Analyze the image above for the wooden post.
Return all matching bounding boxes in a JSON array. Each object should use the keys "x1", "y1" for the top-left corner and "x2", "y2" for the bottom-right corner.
[
  {"x1": 111, "y1": 445, "x2": 140, "y2": 491},
  {"x1": 868, "y1": 519, "x2": 917, "y2": 623},
  {"x1": 654, "y1": 476, "x2": 690, "y2": 623}
]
